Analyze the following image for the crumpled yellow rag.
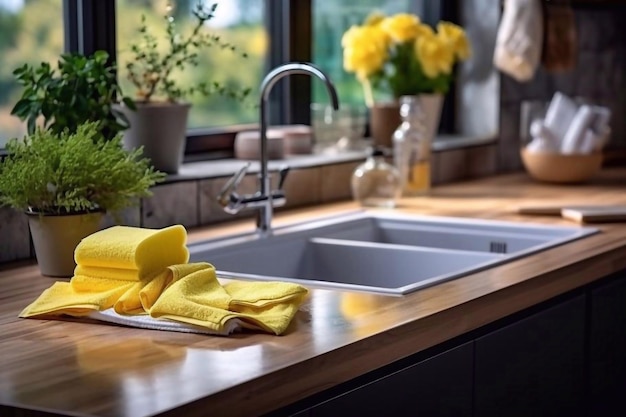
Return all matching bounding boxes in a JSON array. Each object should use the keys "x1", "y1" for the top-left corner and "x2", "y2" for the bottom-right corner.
[
  {"x1": 150, "y1": 263, "x2": 309, "y2": 335},
  {"x1": 19, "y1": 266, "x2": 180, "y2": 316},
  {"x1": 20, "y1": 262, "x2": 308, "y2": 336}
]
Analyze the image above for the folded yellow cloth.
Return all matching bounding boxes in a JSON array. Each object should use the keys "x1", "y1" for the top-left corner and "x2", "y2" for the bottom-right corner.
[
  {"x1": 148, "y1": 263, "x2": 308, "y2": 335},
  {"x1": 74, "y1": 225, "x2": 189, "y2": 281},
  {"x1": 21, "y1": 261, "x2": 308, "y2": 335}
]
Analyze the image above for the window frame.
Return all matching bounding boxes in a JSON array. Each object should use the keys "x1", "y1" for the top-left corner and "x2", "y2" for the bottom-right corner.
[
  {"x1": 421, "y1": 0, "x2": 458, "y2": 134},
  {"x1": 2, "y1": 0, "x2": 457, "y2": 159}
]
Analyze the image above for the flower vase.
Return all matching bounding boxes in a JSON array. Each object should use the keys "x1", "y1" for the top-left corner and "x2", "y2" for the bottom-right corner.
[
  {"x1": 418, "y1": 93, "x2": 444, "y2": 146},
  {"x1": 369, "y1": 101, "x2": 401, "y2": 150},
  {"x1": 369, "y1": 94, "x2": 443, "y2": 149}
]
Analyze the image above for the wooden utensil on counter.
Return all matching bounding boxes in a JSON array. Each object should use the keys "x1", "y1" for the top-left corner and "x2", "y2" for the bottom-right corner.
[{"x1": 517, "y1": 205, "x2": 626, "y2": 223}]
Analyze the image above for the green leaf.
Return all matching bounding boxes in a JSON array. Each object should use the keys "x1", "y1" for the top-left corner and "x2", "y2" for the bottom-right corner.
[
  {"x1": 9, "y1": 50, "x2": 135, "y2": 140},
  {"x1": 0, "y1": 122, "x2": 165, "y2": 214}
]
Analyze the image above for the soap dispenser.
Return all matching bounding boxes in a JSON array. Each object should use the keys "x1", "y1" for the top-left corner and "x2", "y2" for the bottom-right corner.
[{"x1": 351, "y1": 147, "x2": 401, "y2": 208}]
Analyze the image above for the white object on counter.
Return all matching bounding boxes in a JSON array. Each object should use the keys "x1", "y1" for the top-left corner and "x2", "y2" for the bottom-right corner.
[
  {"x1": 493, "y1": 0, "x2": 544, "y2": 82},
  {"x1": 578, "y1": 129, "x2": 597, "y2": 154},
  {"x1": 544, "y1": 92, "x2": 579, "y2": 147},
  {"x1": 561, "y1": 105, "x2": 595, "y2": 154},
  {"x1": 558, "y1": 103, "x2": 612, "y2": 154},
  {"x1": 526, "y1": 120, "x2": 559, "y2": 153}
]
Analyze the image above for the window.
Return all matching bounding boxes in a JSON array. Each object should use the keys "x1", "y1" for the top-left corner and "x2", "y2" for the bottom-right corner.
[
  {"x1": 312, "y1": 0, "x2": 420, "y2": 107},
  {"x1": 116, "y1": 0, "x2": 266, "y2": 129},
  {"x1": 311, "y1": 0, "x2": 458, "y2": 134},
  {"x1": 0, "y1": 0, "x2": 457, "y2": 155},
  {"x1": 0, "y1": 0, "x2": 64, "y2": 148}
]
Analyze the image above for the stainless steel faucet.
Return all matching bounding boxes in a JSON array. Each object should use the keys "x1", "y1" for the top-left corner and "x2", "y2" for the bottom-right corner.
[{"x1": 217, "y1": 62, "x2": 340, "y2": 237}]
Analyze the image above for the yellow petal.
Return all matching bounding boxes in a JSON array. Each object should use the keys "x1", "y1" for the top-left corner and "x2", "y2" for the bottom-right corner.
[{"x1": 382, "y1": 13, "x2": 422, "y2": 43}]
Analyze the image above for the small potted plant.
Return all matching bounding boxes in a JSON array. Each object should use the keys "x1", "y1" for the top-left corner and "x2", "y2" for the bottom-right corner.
[
  {"x1": 10, "y1": 50, "x2": 134, "y2": 141},
  {"x1": 118, "y1": 1, "x2": 251, "y2": 173},
  {"x1": 0, "y1": 122, "x2": 165, "y2": 277}
]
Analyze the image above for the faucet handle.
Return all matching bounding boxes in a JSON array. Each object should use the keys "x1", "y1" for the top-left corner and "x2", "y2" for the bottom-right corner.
[
  {"x1": 277, "y1": 165, "x2": 290, "y2": 190},
  {"x1": 217, "y1": 162, "x2": 250, "y2": 207}
]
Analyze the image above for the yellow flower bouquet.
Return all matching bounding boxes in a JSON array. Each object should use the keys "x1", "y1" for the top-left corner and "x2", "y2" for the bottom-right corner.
[{"x1": 342, "y1": 12, "x2": 471, "y2": 106}]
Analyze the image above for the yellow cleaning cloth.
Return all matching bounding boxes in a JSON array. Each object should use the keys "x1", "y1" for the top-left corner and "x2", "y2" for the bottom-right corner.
[
  {"x1": 149, "y1": 263, "x2": 308, "y2": 335},
  {"x1": 225, "y1": 281, "x2": 310, "y2": 335},
  {"x1": 19, "y1": 280, "x2": 133, "y2": 317},
  {"x1": 74, "y1": 225, "x2": 189, "y2": 281},
  {"x1": 22, "y1": 262, "x2": 308, "y2": 335},
  {"x1": 20, "y1": 267, "x2": 181, "y2": 317},
  {"x1": 21, "y1": 224, "x2": 191, "y2": 318},
  {"x1": 20, "y1": 222, "x2": 308, "y2": 335}
]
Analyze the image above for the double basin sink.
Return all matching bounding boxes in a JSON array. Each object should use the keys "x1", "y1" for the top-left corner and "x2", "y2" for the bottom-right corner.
[{"x1": 188, "y1": 211, "x2": 597, "y2": 295}]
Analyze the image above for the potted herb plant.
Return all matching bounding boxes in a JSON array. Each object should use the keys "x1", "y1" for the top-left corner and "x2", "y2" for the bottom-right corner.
[
  {"x1": 0, "y1": 122, "x2": 165, "y2": 277},
  {"x1": 117, "y1": 1, "x2": 251, "y2": 173},
  {"x1": 10, "y1": 50, "x2": 134, "y2": 141}
]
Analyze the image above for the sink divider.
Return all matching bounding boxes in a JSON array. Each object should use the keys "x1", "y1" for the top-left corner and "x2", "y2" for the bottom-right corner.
[{"x1": 307, "y1": 237, "x2": 508, "y2": 259}]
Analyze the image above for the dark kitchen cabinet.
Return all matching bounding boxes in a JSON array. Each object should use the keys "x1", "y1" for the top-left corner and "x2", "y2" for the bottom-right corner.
[
  {"x1": 588, "y1": 272, "x2": 626, "y2": 416},
  {"x1": 309, "y1": 342, "x2": 473, "y2": 417},
  {"x1": 474, "y1": 294, "x2": 586, "y2": 417},
  {"x1": 272, "y1": 270, "x2": 626, "y2": 417}
]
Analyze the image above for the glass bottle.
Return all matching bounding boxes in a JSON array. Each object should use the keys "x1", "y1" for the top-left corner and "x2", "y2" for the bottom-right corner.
[
  {"x1": 392, "y1": 96, "x2": 431, "y2": 196},
  {"x1": 351, "y1": 147, "x2": 401, "y2": 208}
]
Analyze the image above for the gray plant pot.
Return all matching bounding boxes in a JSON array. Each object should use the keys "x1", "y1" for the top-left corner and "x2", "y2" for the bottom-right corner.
[
  {"x1": 117, "y1": 101, "x2": 191, "y2": 174},
  {"x1": 27, "y1": 211, "x2": 103, "y2": 277}
]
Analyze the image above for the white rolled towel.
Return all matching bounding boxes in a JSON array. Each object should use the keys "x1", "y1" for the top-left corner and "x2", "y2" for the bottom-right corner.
[
  {"x1": 526, "y1": 120, "x2": 559, "y2": 153},
  {"x1": 493, "y1": 0, "x2": 544, "y2": 82},
  {"x1": 561, "y1": 105, "x2": 595, "y2": 154}
]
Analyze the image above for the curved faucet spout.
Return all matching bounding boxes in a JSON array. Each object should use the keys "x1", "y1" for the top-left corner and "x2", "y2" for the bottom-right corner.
[
  {"x1": 260, "y1": 63, "x2": 340, "y2": 111},
  {"x1": 257, "y1": 62, "x2": 340, "y2": 236}
]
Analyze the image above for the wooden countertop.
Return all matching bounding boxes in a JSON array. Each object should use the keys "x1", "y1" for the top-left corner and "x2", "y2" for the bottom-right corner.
[{"x1": 2, "y1": 169, "x2": 626, "y2": 417}]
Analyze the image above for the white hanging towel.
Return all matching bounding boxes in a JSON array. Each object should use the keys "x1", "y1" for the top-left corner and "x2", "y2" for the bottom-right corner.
[{"x1": 493, "y1": 0, "x2": 544, "y2": 82}]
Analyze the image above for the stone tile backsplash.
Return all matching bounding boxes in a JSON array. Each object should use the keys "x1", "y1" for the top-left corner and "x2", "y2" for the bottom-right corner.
[
  {"x1": 320, "y1": 161, "x2": 361, "y2": 203},
  {"x1": 0, "y1": 207, "x2": 30, "y2": 263},
  {"x1": 142, "y1": 181, "x2": 199, "y2": 229},
  {"x1": 0, "y1": 144, "x2": 497, "y2": 266}
]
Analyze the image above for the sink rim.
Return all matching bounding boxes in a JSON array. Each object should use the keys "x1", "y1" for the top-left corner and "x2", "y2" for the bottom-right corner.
[{"x1": 189, "y1": 210, "x2": 599, "y2": 295}]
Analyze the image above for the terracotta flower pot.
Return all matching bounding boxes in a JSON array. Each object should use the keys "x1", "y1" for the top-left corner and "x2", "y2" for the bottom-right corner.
[
  {"x1": 369, "y1": 101, "x2": 401, "y2": 149},
  {"x1": 369, "y1": 94, "x2": 444, "y2": 150}
]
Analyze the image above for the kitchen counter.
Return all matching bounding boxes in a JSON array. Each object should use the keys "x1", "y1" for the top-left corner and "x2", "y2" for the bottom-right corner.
[{"x1": 1, "y1": 169, "x2": 626, "y2": 417}]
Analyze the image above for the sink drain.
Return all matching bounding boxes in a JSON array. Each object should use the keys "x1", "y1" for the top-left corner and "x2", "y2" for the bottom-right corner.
[{"x1": 490, "y1": 241, "x2": 508, "y2": 254}]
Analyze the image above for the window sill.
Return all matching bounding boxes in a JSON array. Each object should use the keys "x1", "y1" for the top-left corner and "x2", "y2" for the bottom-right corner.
[
  {"x1": 167, "y1": 134, "x2": 498, "y2": 183},
  {"x1": 432, "y1": 134, "x2": 497, "y2": 152}
]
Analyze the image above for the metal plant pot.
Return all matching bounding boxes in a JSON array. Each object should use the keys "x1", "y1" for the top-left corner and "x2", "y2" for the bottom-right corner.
[
  {"x1": 27, "y1": 211, "x2": 103, "y2": 277},
  {"x1": 117, "y1": 101, "x2": 191, "y2": 174}
]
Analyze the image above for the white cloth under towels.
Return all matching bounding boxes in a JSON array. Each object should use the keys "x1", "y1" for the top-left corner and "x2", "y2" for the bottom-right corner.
[{"x1": 87, "y1": 309, "x2": 242, "y2": 336}]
